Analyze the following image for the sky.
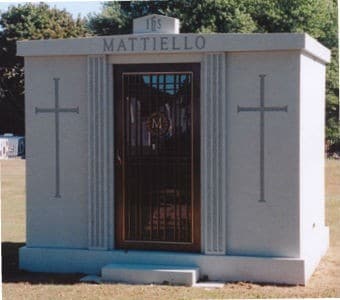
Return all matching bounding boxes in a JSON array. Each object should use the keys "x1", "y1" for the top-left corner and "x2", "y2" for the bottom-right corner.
[{"x1": 0, "y1": 1, "x2": 103, "y2": 18}]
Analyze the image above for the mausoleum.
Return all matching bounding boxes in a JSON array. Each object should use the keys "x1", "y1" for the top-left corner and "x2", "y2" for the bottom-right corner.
[{"x1": 18, "y1": 14, "x2": 330, "y2": 285}]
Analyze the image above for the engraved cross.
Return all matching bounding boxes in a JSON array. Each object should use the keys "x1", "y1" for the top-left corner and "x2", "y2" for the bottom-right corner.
[
  {"x1": 35, "y1": 78, "x2": 79, "y2": 198},
  {"x1": 237, "y1": 74, "x2": 288, "y2": 203}
]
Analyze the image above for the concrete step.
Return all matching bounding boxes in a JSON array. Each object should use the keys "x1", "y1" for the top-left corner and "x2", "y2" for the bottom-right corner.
[{"x1": 101, "y1": 263, "x2": 199, "y2": 286}]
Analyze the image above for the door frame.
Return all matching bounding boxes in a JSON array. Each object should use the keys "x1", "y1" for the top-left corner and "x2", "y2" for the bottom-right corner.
[{"x1": 114, "y1": 63, "x2": 201, "y2": 252}]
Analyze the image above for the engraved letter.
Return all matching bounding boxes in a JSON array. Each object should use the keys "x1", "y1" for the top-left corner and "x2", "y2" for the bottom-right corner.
[
  {"x1": 195, "y1": 35, "x2": 206, "y2": 49},
  {"x1": 117, "y1": 39, "x2": 127, "y2": 52},
  {"x1": 141, "y1": 37, "x2": 150, "y2": 51},
  {"x1": 128, "y1": 37, "x2": 137, "y2": 51},
  {"x1": 184, "y1": 36, "x2": 193, "y2": 50},
  {"x1": 151, "y1": 16, "x2": 157, "y2": 31},
  {"x1": 103, "y1": 38, "x2": 114, "y2": 52},
  {"x1": 160, "y1": 37, "x2": 168, "y2": 50},
  {"x1": 172, "y1": 36, "x2": 180, "y2": 50},
  {"x1": 152, "y1": 37, "x2": 157, "y2": 50}
]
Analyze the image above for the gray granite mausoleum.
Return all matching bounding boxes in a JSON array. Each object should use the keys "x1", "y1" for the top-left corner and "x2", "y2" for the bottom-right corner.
[{"x1": 17, "y1": 14, "x2": 330, "y2": 285}]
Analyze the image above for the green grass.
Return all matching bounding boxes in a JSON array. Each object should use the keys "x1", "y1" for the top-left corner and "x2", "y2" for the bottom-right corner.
[
  {"x1": 1, "y1": 159, "x2": 340, "y2": 299},
  {"x1": 1, "y1": 159, "x2": 26, "y2": 242}
]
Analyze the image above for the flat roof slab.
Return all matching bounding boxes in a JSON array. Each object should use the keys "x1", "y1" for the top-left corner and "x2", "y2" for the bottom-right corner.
[{"x1": 17, "y1": 33, "x2": 330, "y2": 63}]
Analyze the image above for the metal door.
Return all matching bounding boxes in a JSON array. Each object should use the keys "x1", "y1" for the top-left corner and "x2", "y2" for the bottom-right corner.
[{"x1": 114, "y1": 63, "x2": 200, "y2": 252}]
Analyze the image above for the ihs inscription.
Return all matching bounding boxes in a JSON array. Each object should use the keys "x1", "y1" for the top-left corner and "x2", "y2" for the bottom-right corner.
[{"x1": 146, "y1": 15, "x2": 162, "y2": 31}]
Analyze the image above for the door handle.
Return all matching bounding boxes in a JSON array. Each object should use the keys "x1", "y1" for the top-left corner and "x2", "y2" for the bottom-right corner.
[{"x1": 117, "y1": 150, "x2": 122, "y2": 166}]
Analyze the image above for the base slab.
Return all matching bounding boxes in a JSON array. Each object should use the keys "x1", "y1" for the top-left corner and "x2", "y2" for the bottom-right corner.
[{"x1": 19, "y1": 246, "x2": 314, "y2": 285}]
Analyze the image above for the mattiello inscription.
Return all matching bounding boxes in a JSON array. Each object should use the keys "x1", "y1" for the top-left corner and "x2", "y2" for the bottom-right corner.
[{"x1": 103, "y1": 35, "x2": 206, "y2": 53}]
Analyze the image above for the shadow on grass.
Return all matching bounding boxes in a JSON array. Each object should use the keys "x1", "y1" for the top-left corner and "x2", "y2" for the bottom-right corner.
[{"x1": 2, "y1": 242, "x2": 84, "y2": 284}]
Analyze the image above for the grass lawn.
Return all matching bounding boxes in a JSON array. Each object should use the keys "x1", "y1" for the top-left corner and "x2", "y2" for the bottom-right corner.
[{"x1": 1, "y1": 159, "x2": 340, "y2": 299}]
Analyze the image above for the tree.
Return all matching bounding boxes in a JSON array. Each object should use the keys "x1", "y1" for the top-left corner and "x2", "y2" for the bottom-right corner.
[
  {"x1": 86, "y1": 2, "x2": 129, "y2": 35},
  {"x1": 326, "y1": 49, "x2": 339, "y2": 153},
  {"x1": 168, "y1": 0, "x2": 257, "y2": 33},
  {"x1": 243, "y1": 0, "x2": 339, "y2": 151},
  {"x1": 0, "y1": 3, "x2": 87, "y2": 135},
  {"x1": 87, "y1": 0, "x2": 257, "y2": 35},
  {"x1": 244, "y1": 0, "x2": 337, "y2": 46}
]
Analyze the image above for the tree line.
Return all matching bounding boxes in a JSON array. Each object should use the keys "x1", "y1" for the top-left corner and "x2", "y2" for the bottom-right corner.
[{"x1": 0, "y1": 1, "x2": 338, "y2": 152}]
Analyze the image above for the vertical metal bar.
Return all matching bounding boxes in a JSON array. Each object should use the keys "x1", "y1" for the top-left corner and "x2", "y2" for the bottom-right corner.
[
  {"x1": 133, "y1": 76, "x2": 138, "y2": 240},
  {"x1": 124, "y1": 75, "x2": 128, "y2": 239},
  {"x1": 173, "y1": 74, "x2": 177, "y2": 241},
  {"x1": 132, "y1": 76, "x2": 137, "y2": 240},
  {"x1": 125, "y1": 75, "x2": 131, "y2": 239},
  {"x1": 149, "y1": 74, "x2": 153, "y2": 240},
  {"x1": 138, "y1": 76, "x2": 142, "y2": 240},
  {"x1": 135, "y1": 77, "x2": 139, "y2": 157},
  {"x1": 159, "y1": 74, "x2": 166, "y2": 241},
  {"x1": 156, "y1": 75, "x2": 160, "y2": 240},
  {"x1": 182, "y1": 74, "x2": 187, "y2": 241},
  {"x1": 132, "y1": 77, "x2": 136, "y2": 239},
  {"x1": 176, "y1": 75, "x2": 181, "y2": 241},
  {"x1": 133, "y1": 83, "x2": 137, "y2": 240},
  {"x1": 126, "y1": 75, "x2": 129, "y2": 159},
  {"x1": 182, "y1": 74, "x2": 186, "y2": 241},
  {"x1": 190, "y1": 71, "x2": 194, "y2": 243},
  {"x1": 139, "y1": 76, "x2": 143, "y2": 158}
]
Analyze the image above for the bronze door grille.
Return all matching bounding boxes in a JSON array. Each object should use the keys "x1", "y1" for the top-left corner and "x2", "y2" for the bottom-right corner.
[{"x1": 114, "y1": 64, "x2": 200, "y2": 252}]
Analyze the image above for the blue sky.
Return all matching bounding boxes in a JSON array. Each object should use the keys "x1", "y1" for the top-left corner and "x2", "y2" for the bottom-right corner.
[{"x1": 0, "y1": 1, "x2": 103, "y2": 18}]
